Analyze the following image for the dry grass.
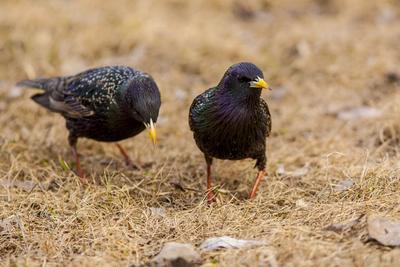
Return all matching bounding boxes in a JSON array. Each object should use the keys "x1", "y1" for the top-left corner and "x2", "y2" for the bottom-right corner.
[{"x1": 1, "y1": 0, "x2": 400, "y2": 266}]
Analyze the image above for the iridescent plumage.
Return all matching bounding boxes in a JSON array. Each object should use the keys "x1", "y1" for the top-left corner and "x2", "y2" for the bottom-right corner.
[{"x1": 189, "y1": 62, "x2": 271, "y2": 201}]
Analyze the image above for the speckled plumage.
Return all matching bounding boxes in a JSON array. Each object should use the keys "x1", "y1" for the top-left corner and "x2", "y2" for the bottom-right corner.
[
  {"x1": 189, "y1": 62, "x2": 271, "y2": 200},
  {"x1": 18, "y1": 65, "x2": 161, "y2": 177}
]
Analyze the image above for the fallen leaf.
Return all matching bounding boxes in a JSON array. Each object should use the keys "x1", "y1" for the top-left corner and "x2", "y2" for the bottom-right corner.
[
  {"x1": 149, "y1": 207, "x2": 166, "y2": 218},
  {"x1": 337, "y1": 107, "x2": 382, "y2": 121},
  {"x1": 324, "y1": 214, "x2": 364, "y2": 233},
  {"x1": 152, "y1": 242, "x2": 201, "y2": 266},
  {"x1": 368, "y1": 215, "x2": 400, "y2": 246},
  {"x1": 290, "y1": 166, "x2": 309, "y2": 177},
  {"x1": 199, "y1": 236, "x2": 267, "y2": 252},
  {"x1": 334, "y1": 179, "x2": 354, "y2": 192}
]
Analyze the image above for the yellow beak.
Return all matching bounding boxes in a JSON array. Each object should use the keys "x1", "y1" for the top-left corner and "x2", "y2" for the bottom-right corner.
[
  {"x1": 148, "y1": 119, "x2": 157, "y2": 145},
  {"x1": 250, "y1": 76, "x2": 270, "y2": 90}
]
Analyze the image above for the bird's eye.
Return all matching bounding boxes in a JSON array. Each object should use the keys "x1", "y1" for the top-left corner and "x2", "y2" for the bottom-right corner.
[{"x1": 238, "y1": 76, "x2": 251, "y2": 83}]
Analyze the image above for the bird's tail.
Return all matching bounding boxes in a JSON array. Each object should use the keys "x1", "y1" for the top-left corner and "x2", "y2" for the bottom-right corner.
[
  {"x1": 16, "y1": 77, "x2": 65, "y2": 92},
  {"x1": 31, "y1": 93, "x2": 52, "y2": 110}
]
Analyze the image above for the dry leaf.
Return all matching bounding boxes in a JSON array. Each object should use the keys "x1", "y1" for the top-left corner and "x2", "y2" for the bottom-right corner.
[
  {"x1": 324, "y1": 215, "x2": 364, "y2": 233},
  {"x1": 199, "y1": 236, "x2": 267, "y2": 251},
  {"x1": 149, "y1": 207, "x2": 166, "y2": 218},
  {"x1": 334, "y1": 179, "x2": 354, "y2": 192}
]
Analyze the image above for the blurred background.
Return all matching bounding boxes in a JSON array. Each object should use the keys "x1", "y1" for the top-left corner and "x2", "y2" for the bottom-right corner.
[{"x1": 2, "y1": 0, "x2": 400, "y2": 266}]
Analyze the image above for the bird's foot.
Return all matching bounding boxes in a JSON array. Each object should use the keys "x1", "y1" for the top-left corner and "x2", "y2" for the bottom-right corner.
[
  {"x1": 116, "y1": 143, "x2": 142, "y2": 170},
  {"x1": 125, "y1": 158, "x2": 141, "y2": 170},
  {"x1": 248, "y1": 170, "x2": 266, "y2": 199},
  {"x1": 207, "y1": 190, "x2": 217, "y2": 204},
  {"x1": 75, "y1": 168, "x2": 88, "y2": 184}
]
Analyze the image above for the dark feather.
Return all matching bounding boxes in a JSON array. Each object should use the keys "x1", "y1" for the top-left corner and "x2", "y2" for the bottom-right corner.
[
  {"x1": 18, "y1": 65, "x2": 161, "y2": 143},
  {"x1": 189, "y1": 62, "x2": 271, "y2": 170}
]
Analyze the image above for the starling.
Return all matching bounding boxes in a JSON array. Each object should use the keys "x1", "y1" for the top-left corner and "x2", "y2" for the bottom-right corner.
[
  {"x1": 189, "y1": 62, "x2": 271, "y2": 201},
  {"x1": 17, "y1": 66, "x2": 161, "y2": 179}
]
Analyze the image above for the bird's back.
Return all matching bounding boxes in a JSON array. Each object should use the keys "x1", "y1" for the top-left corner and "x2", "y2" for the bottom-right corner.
[
  {"x1": 18, "y1": 66, "x2": 139, "y2": 117},
  {"x1": 18, "y1": 66, "x2": 150, "y2": 142}
]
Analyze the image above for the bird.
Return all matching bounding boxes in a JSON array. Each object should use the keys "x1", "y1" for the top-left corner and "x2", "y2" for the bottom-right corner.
[
  {"x1": 189, "y1": 62, "x2": 271, "y2": 202},
  {"x1": 17, "y1": 65, "x2": 161, "y2": 179}
]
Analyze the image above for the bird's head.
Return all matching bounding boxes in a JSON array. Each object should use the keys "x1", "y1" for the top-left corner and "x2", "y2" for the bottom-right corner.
[
  {"x1": 219, "y1": 62, "x2": 271, "y2": 97},
  {"x1": 124, "y1": 73, "x2": 161, "y2": 145}
]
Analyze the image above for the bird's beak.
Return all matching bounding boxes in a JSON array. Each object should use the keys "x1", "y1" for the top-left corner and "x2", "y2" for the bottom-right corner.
[
  {"x1": 250, "y1": 76, "x2": 271, "y2": 90},
  {"x1": 145, "y1": 118, "x2": 157, "y2": 145}
]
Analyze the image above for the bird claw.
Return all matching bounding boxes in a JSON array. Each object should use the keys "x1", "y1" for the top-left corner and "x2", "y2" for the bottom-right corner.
[
  {"x1": 125, "y1": 159, "x2": 141, "y2": 170},
  {"x1": 207, "y1": 191, "x2": 217, "y2": 204},
  {"x1": 75, "y1": 169, "x2": 88, "y2": 184}
]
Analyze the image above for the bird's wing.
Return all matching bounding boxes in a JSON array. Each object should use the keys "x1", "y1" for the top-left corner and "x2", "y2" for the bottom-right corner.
[
  {"x1": 189, "y1": 87, "x2": 215, "y2": 132},
  {"x1": 18, "y1": 66, "x2": 136, "y2": 118},
  {"x1": 17, "y1": 75, "x2": 93, "y2": 118},
  {"x1": 260, "y1": 98, "x2": 271, "y2": 137},
  {"x1": 64, "y1": 66, "x2": 136, "y2": 115}
]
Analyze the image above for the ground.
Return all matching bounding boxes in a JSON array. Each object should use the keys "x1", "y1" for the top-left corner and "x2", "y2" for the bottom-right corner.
[{"x1": 1, "y1": 0, "x2": 400, "y2": 266}]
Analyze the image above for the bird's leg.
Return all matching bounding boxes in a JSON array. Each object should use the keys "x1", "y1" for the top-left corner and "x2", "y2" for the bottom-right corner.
[
  {"x1": 249, "y1": 156, "x2": 267, "y2": 199},
  {"x1": 205, "y1": 156, "x2": 216, "y2": 203},
  {"x1": 115, "y1": 143, "x2": 140, "y2": 170},
  {"x1": 249, "y1": 170, "x2": 265, "y2": 199},
  {"x1": 71, "y1": 145, "x2": 86, "y2": 180},
  {"x1": 68, "y1": 134, "x2": 87, "y2": 182}
]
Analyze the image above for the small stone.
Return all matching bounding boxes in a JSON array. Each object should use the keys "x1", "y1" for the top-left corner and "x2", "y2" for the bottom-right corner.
[
  {"x1": 368, "y1": 215, "x2": 400, "y2": 246},
  {"x1": 152, "y1": 242, "x2": 201, "y2": 266}
]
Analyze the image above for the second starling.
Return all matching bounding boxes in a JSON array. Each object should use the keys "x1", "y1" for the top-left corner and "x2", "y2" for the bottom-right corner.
[
  {"x1": 189, "y1": 62, "x2": 271, "y2": 202},
  {"x1": 17, "y1": 66, "x2": 161, "y2": 179}
]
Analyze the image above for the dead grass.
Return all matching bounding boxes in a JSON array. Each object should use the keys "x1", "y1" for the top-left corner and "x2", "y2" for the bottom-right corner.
[{"x1": 1, "y1": 0, "x2": 400, "y2": 266}]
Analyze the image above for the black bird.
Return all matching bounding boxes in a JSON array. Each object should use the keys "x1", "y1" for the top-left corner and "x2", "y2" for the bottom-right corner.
[
  {"x1": 17, "y1": 66, "x2": 161, "y2": 179},
  {"x1": 189, "y1": 62, "x2": 271, "y2": 201}
]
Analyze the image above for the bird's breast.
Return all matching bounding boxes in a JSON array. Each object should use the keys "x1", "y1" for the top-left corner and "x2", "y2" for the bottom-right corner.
[{"x1": 194, "y1": 105, "x2": 266, "y2": 159}]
